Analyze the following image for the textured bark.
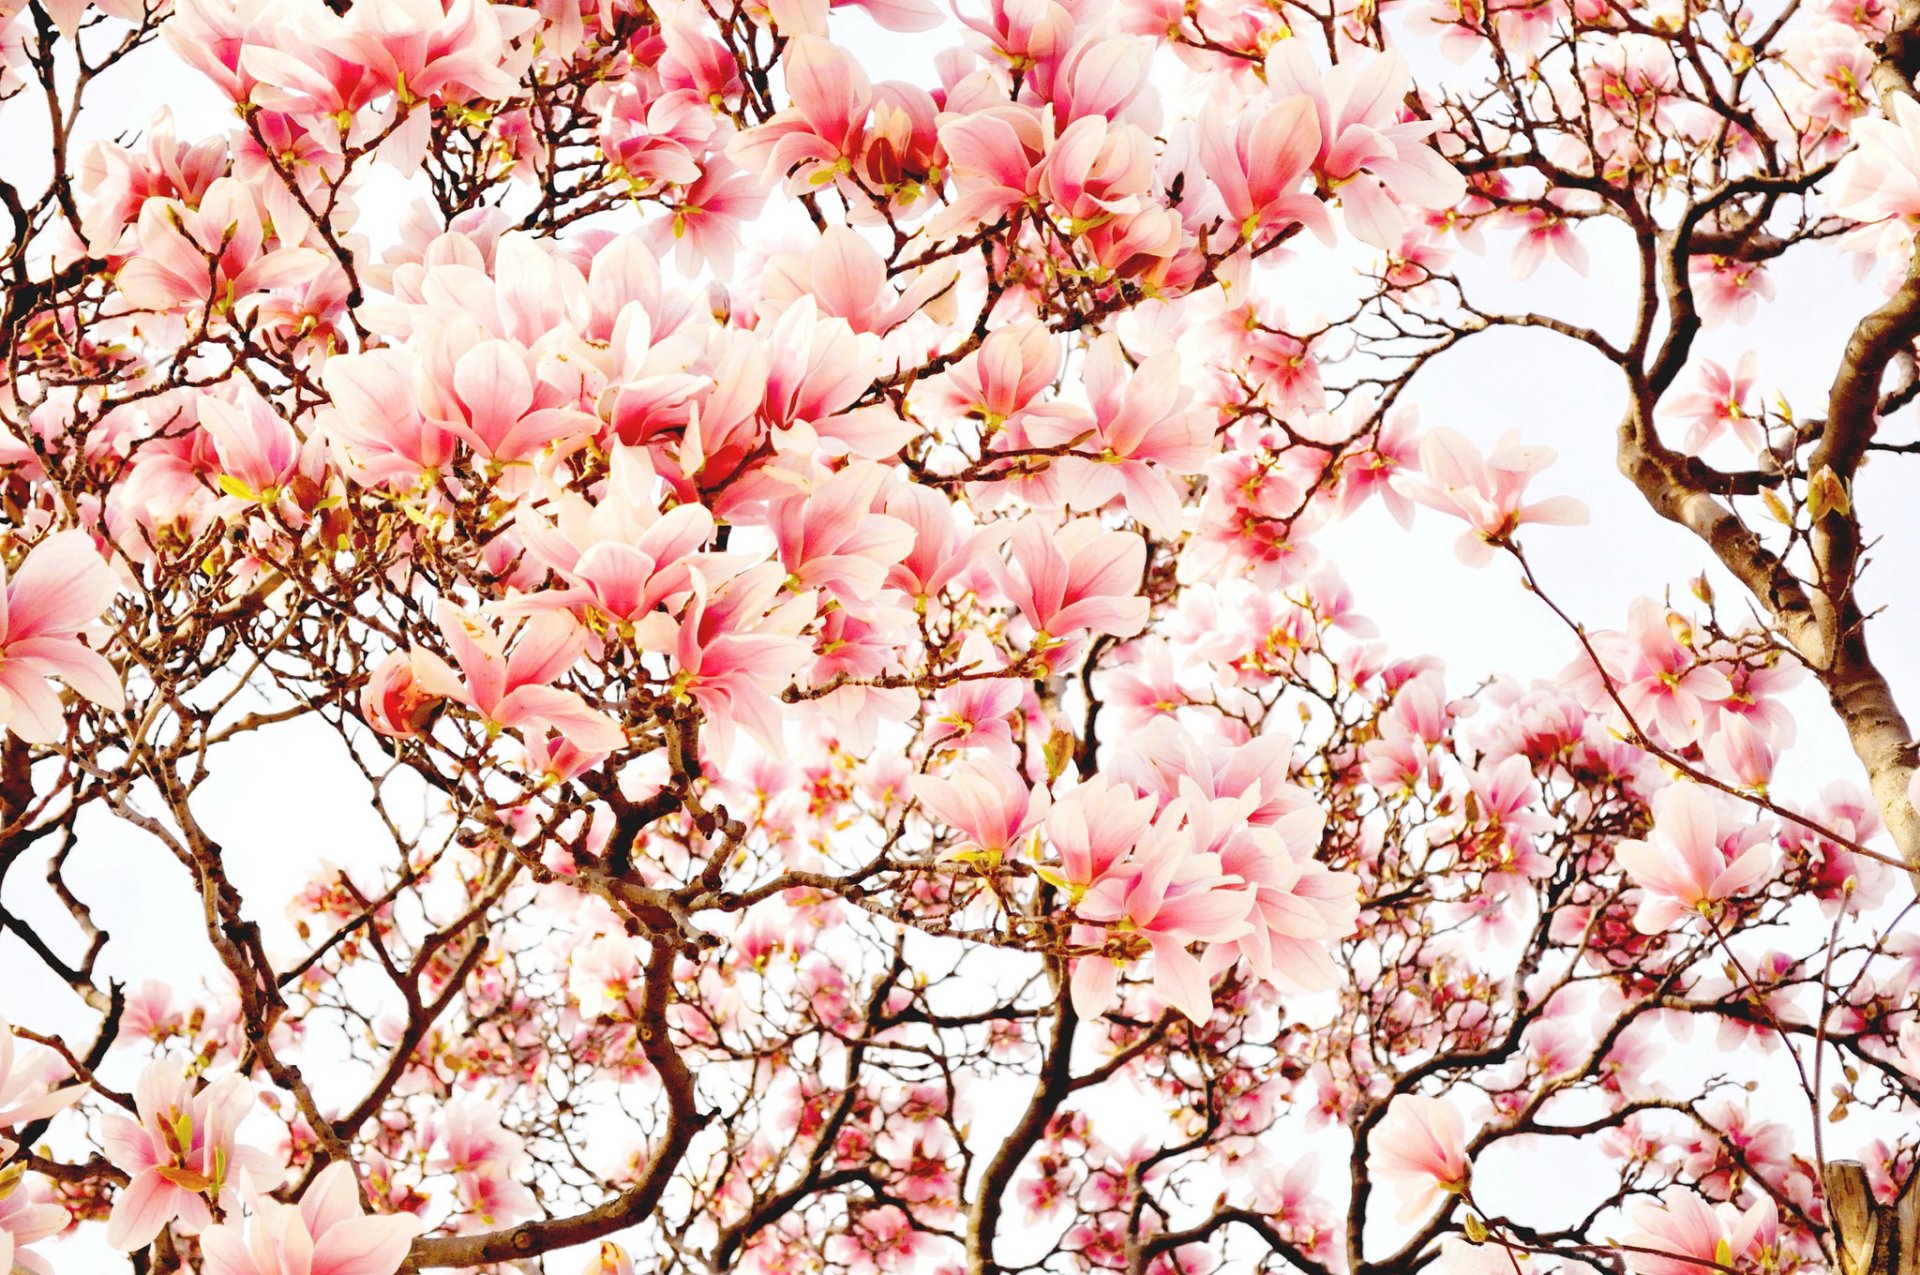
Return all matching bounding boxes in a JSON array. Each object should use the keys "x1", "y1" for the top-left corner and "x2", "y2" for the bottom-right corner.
[{"x1": 1827, "y1": 1160, "x2": 1920, "y2": 1275}]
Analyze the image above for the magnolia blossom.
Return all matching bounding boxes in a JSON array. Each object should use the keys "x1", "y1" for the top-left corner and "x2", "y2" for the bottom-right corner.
[
  {"x1": 1367, "y1": 1094, "x2": 1471, "y2": 1223},
  {"x1": 0, "y1": 1020, "x2": 81, "y2": 1153},
  {"x1": 1614, "y1": 784, "x2": 1773, "y2": 932},
  {"x1": 408, "y1": 605, "x2": 625, "y2": 753},
  {"x1": 915, "y1": 755, "x2": 1049, "y2": 859},
  {"x1": 1619, "y1": 1188, "x2": 1777, "y2": 1275},
  {"x1": 199, "y1": 1162, "x2": 422, "y2": 1275},
  {"x1": 15, "y1": 0, "x2": 1920, "y2": 1267},
  {"x1": 100, "y1": 1062, "x2": 283, "y2": 1250},
  {"x1": 1826, "y1": 92, "x2": 1920, "y2": 225},
  {"x1": 0, "y1": 1167, "x2": 70, "y2": 1275},
  {"x1": 1664, "y1": 353, "x2": 1763, "y2": 454},
  {"x1": 1393, "y1": 430, "x2": 1588, "y2": 564},
  {"x1": 0, "y1": 530, "x2": 124, "y2": 743}
]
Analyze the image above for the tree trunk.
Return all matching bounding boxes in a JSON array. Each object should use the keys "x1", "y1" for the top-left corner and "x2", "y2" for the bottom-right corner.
[{"x1": 1826, "y1": 1161, "x2": 1920, "y2": 1274}]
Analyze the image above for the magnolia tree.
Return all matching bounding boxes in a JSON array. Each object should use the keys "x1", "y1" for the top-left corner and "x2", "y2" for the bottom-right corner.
[{"x1": 10, "y1": 0, "x2": 1920, "y2": 1267}]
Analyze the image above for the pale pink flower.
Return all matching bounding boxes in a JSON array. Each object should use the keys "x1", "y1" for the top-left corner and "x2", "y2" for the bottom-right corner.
[
  {"x1": 769, "y1": 464, "x2": 916, "y2": 604},
  {"x1": 198, "y1": 386, "x2": 304, "y2": 502},
  {"x1": 0, "y1": 530, "x2": 124, "y2": 743},
  {"x1": 883, "y1": 484, "x2": 1005, "y2": 601},
  {"x1": 198, "y1": 1161, "x2": 421, "y2": 1275},
  {"x1": 668, "y1": 564, "x2": 816, "y2": 760},
  {"x1": 360, "y1": 652, "x2": 441, "y2": 740},
  {"x1": 421, "y1": 337, "x2": 599, "y2": 464},
  {"x1": 1689, "y1": 255, "x2": 1775, "y2": 327},
  {"x1": 1072, "y1": 336, "x2": 1213, "y2": 539},
  {"x1": 1620, "y1": 1188, "x2": 1776, "y2": 1275},
  {"x1": 0, "y1": 1020, "x2": 81, "y2": 1154},
  {"x1": 934, "y1": 324, "x2": 1062, "y2": 431},
  {"x1": 993, "y1": 516, "x2": 1150, "y2": 646},
  {"x1": 1198, "y1": 94, "x2": 1332, "y2": 247},
  {"x1": 925, "y1": 678, "x2": 1026, "y2": 761},
  {"x1": 1264, "y1": 44, "x2": 1468, "y2": 249},
  {"x1": 101, "y1": 1062, "x2": 283, "y2": 1250},
  {"x1": 730, "y1": 36, "x2": 873, "y2": 192},
  {"x1": 1664, "y1": 353, "x2": 1763, "y2": 454},
  {"x1": 1043, "y1": 775, "x2": 1157, "y2": 895},
  {"x1": 928, "y1": 106, "x2": 1046, "y2": 238},
  {"x1": 0, "y1": 1168, "x2": 71, "y2": 1275},
  {"x1": 409, "y1": 605, "x2": 625, "y2": 752},
  {"x1": 115, "y1": 178, "x2": 329, "y2": 315},
  {"x1": 1367, "y1": 1094, "x2": 1471, "y2": 1223},
  {"x1": 915, "y1": 755, "x2": 1049, "y2": 858},
  {"x1": 1607, "y1": 600, "x2": 1733, "y2": 747},
  {"x1": 427, "y1": 1100, "x2": 537, "y2": 1231},
  {"x1": 1827, "y1": 92, "x2": 1920, "y2": 226},
  {"x1": 319, "y1": 350, "x2": 461, "y2": 493},
  {"x1": 1073, "y1": 807, "x2": 1253, "y2": 1023},
  {"x1": 1614, "y1": 783, "x2": 1772, "y2": 932},
  {"x1": 761, "y1": 227, "x2": 956, "y2": 336},
  {"x1": 1392, "y1": 429, "x2": 1589, "y2": 564},
  {"x1": 1507, "y1": 203, "x2": 1590, "y2": 278}
]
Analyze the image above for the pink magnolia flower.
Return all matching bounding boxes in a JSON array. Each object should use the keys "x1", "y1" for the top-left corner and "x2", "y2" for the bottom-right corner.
[
  {"x1": 0, "y1": 1167, "x2": 70, "y2": 1275},
  {"x1": 360, "y1": 652, "x2": 441, "y2": 740},
  {"x1": 427, "y1": 1100, "x2": 538, "y2": 1231},
  {"x1": 1664, "y1": 353, "x2": 1763, "y2": 454},
  {"x1": 1042, "y1": 775, "x2": 1157, "y2": 895},
  {"x1": 882, "y1": 484, "x2": 1005, "y2": 602},
  {"x1": 1604, "y1": 600, "x2": 1733, "y2": 747},
  {"x1": 761, "y1": 227, "x2": 956, "y2": 336},
  {"x1": 75, "y1": 109, "x2": 227, "y2": 253},
  {"x1": 1264, "y1": 44, "x2": 1468, "y2": 249},
  {"x1": 1689, "y1": 255, "x2": 1775, "y2": 327},
  {"x1": 1392, "y1": 428, "x2": 1588, "y2": 564},
  {"x1": 925, "y1": 678, "x2": 1026, "y2": 761},
  {"x1": 1827, "y1": 92, "x2": 1920, "y2": 225},
  {"x1": 1337, "y1": 401, "x2": 1421, "y2": 526},
  {"x1": 769, "y1": 463, "x2": 916, "y2": 604},
  {"x1": 668, "y1": 563, "x2": 816, "y2": 760},
  {"x1": 198, "y1": 387, "x2": 304, "y2": 503},
  {"x1": 198, "y1": 1161, "x2": 422, "y2": 1275},
  {"x1": 101, "y1": 1061, "x2": 284, "y2": 1250},
  {"x1": 1507, "y1": 202, "x2": 1590, "y2": 279},
  {"x1": 0, "y1": 529, "x2": 124, "y2": 744},
  {"x1": 1071, "y1": 335, "x2": 1213, "y2": 539},
  {"x1": 1072, "y1": 806, "x2": 1253, "y2": 1023},
  {"x1": 409, "y1": 605, "x2": 625, "y2": 752},
  {"x1": 511, "y1": 469, "x2": 715, "y2": 645},
  {"x1": 993, "y1": 516, "x2": 1150, "y2": 648},
  {"x1": 915, "y1": 755, "x2": 1049, "y2": 859},
  {"x1": 1619, "y1": 1188, "x2": 1776, "y2": 1275},
  {"x1": 1197, "y1": 94, "x2": 1333, "y2": 247},
  {"x1": 323, "y1": 0, "x2": 539, "y2": 130},
  {"x1": 0, "y1": 1020, "x2": 82, "y2": 1154},
  {"x1": 928, "y1": 106, "x2": 1046, "y2": 239},
  {"x1": 319, "y1": 349, "x2": 461, "y2": 493},
  {"x1": 115, "y1": 178, "x2": 329, "y2": 316},
  {"x1": 419, "y1": 337, "x2": 599, "y2": 464},
  {"x1": 1367, "y1": 1094, "x2": 1471, "y2": 1223},
  {"x1": 730, "y1": 36, "x2": 873, "y2": 192},
  {"x1": 1614, "y1": 783, "x2": 1773, "y2": 932},
  {"x1": 1203, "y1": 820, "x2": 1360, "y2": 993},
  {"x1": 1034, "y1": 116, "x2": 1156, "y2": 227}
]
